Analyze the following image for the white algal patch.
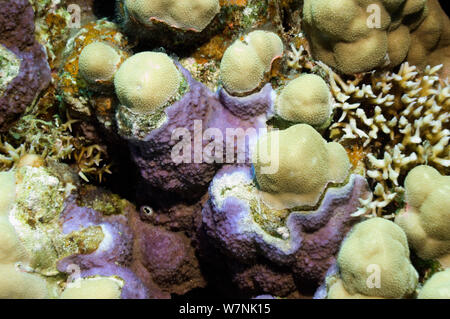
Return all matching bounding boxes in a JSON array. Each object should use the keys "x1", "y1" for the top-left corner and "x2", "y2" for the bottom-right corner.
[
  {"x1": 211, "y1": 170, "x2": 254, "y2": 209},
  {"x1": 0, "y1": 44, "x2": 21, "y2": 97}
]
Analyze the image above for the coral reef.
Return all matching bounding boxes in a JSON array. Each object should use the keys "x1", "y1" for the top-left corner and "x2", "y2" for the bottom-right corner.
[
  {"x1": 58, "y1": 19, "x2": 130, "y2": 117},
  {"x1": 201, "y1": 124, "x2": 371, "y2": 296},
  {"x1": 0, "y1": 114, "x2": 112, "y2": 182},
  {"x1": 79, "y1": 42, "x2": 124, "y2": 89},
  {"x1": 0, "y1": 170, "x2": 49, "y2": 298},
  {"x1": 122, "y1": 0, "x2": 220, "y2": 32},
  {"x1": 114, "y1": 52, "x2": 184, "y2": 114},
  {"x1": 323, "y1": 218, "x2": 418, "y2": 299},
  {"x1": 129, "y1": 209, "x2": 206, "y2": 297},
  {"x1": 253, "y1": 124, "x2": 352, "y2": 209},
  {"x1": 117, "y1": 56, "x2": 270, "y2": 197},
  {"x1": 417, "y1": 268, "x2": 450, "y2": 299},
  {"x1": 117, "y1": 0, "x2": 226, "y2": 50},
  {"x1": 0, "y1": 0, "x2": 449, "y2": 300},
  {"x1": 203, "y1": 165, "x2": 369, "y2": 296},
  {"x1": 0, "y1": 0, "x2": 51, "y2": 131},
  {"x1": 303, "y1": 0, "x2": 450, "y2": 75},
  {"x1": 395, "y1": 165, "x2": 450, "y2": 267},
  {"x1": 0, "y1": 161, "x2": 150, "y2": 298},
  {"x1": 219, "y1": 30, "x2": 283, "y2": 95},
  {"x1": 326, "y1": 62, "x2": 449, "y2": 217},
  {"x1": 274, "y1": 74, "x2": 332, "y2": 128}
]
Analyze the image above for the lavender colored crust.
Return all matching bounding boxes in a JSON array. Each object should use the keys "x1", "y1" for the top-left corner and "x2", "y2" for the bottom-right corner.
[
  {"x1": 313, "y1": 263, "x2": 339, "y2": 299},
  {"x1": 0, "y1": 0, "x2": 51, "y2": 131},
  {"x1": 126, "y1": 65, "x2": 269, "y2": 197},
  {"x1": 253, "y1": 294, "x2": 276, "y2": 299},
  {"x1": 218, "y1": 84, "x2": 274, "y2": 119},
  {"x1": 202, "y1": 165, "x2": 370, "y2": 286},
  {"x1": 128, "y1": 206, "x2": 206, "y2": 297},
  {"x1": 57, "y1": 201, "x2": 148, "y2": 299}
]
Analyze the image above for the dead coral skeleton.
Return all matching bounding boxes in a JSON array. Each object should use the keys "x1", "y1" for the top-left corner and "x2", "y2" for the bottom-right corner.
[{"x1": 320, "y1": 62, "x2": 449, "y2": 217}]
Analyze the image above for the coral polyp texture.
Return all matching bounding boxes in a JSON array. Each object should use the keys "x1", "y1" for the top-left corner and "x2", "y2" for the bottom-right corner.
[
  {"x1": 1, "y1": 0, "x2": 450, "y2": 300},
  {"x1": 395, "y1": 165, "x2": 450, "y2": 267},
  {"x1": 303, "y1": 0, "x2": 450, "y2": 75},
  {"x1": 58, "y1": 19, "x2": 130, "y2": 117},
  {"x1": 253, "y1": 124, "x2": 352, "y2": 209},
  {"x1": 201, "y1": 125, "x2": 370, "y2": 296},
  {"x1": 79, "y1": 42, "x2": 123, "y2": 88},
  {"x1": 123, "y1": 0, "x2": 220, "y2": 32},
  {"x1": 417, "y1": 268, "x2": 450, "y2": 299},
  {"x1": 322, "y1": 218, "x2": 418, "y2": 299},
  {"x1": 114, "y1": 52, "x2": 183, "y2": 114},
  {"x1": 220, "y1": 30, "x2": 283, "y2": 95},
  {"x1": 275, "y1": 74, "x2": 332, "y2": 128}
]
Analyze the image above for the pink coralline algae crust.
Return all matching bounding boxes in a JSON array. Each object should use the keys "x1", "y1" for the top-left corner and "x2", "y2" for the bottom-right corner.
[
  {"x1": 202, "y1": 165, "x2": 370, "y2": 296},
  {"x1": 57, "y1": 201, "x2": 149, "y2": 299},
  {"x1": 128, "y1": 206, "x2": 206, "y2": 298},
  {"x1": 127, "y1": 64, "x2": 269, "y2": 199},
  {"x1": 218, "y1": 84, "x2": 274, "y2": 120},
  {"x1": 0, "y1": 0, "x2": 51, "y2": 131}
]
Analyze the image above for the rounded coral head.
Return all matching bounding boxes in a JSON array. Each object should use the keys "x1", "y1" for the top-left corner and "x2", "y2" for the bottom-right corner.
[
  {"x1": 79, "y1": 42, "x2": 122, "y2": 85},
  {"x1": 220, "y1": 30, "x2": 283, "y2": 95},
  {"x1": 114, "y1": 52, "x2": 182, "y2": 114},
  {"x1": 336, "y1": 218, "x2": 418, "y2": 299},
  {"x1": 395, "y1": 165, "x2": 450, "y2": 263},
  {"x1": 252, "y1": 124, "x2": 350, "y2": 209},
  {"x1": 276, "y1": 74, "x2": 332, "y2": 127},
  {"x1": 124, "y1": 0, "x2": 220, "y2": 32},
  {"x1": 302, "y1": 0, "x2": 428, "y2": 74},
  {"x1": 0, "y1": 264, "x2": 48, "y2": 298},
  {"x1": 418, "y1": 269, "x2": 450, "y2": 299}
]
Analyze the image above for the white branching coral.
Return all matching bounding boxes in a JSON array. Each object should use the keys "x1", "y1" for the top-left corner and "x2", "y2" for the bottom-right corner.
[{"x1": 323, "y1": 62, "x2": 449, "y2": 217}]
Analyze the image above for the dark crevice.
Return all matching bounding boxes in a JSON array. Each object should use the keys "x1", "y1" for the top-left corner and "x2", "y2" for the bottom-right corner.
[{"x1": 92, "y1": 0, "x2": 116, "y2": 20}]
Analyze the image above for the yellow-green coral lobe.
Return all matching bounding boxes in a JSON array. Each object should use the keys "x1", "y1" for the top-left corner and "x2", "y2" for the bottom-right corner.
[
  {"x1": 114, "y1": 52, "x2": 182, "y2": 114},
  {"x1": 253, "y1": 124, "x2": 350, "y2": 209},
  {"x1": 275, "y1": 74, "x2": 332, "y2": 127},
  {"x1": 334, "y1": 218, "x2": 418, "y2": 299},
  {"x1": 395, "y1": 165, "x2": 450, "y2": 264},
  {"x1": 79, "y1": 42, "x2": 122, "y2": 85}
]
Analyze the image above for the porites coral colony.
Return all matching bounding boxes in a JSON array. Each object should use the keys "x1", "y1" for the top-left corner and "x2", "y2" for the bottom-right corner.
[{"x1": 1, "y1": 0, "x2": 450, "y2": 300}]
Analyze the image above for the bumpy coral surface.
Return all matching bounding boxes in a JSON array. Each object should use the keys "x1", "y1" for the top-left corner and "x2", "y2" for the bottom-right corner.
[
  {"x1": 253, "y1": 124, "x2": 352, "y2": 209},
  {"x1": 324, "y1": 218, "x2": 418, "y2": 299},
  {"x1": 79, "y1": 42, "x2": 122, "y2": 87},
  {"x1": 1, "y1": 0, "x2": 449, "y2": 300},
  {"x1": 220, "y1": 30, "x2": 283, "y2": 95},
  {"x1": 275, "y1": 74, "x2": 332, "y2": 128},
  {"x1": 418, "y1": 268, "x2": 450, "y2": 299},
  {"x1": 0, "y1": 162, "x2": 150, "y2": 299},
  {"x1": 303, "y1": 0, "x2": 449, "y2": 75},
  {"x1": 58, "y1": 19, "x2": 130, "y2": 117},
  {"x1": 203, "y1": 153, "x2": 370, "y2": 296},
  {"x1": 115, "y1": 52, "x2": 183, "y2": 114},
  {"x1": 326, "y1": 62, "x2": 449, "y2": 217},
  {"x1": 117, "y1": 61, "x2": 270, "y2": 197},
  {"x1": 395, "y1": 165, "x2": 450, "y2": 266},
  {"x1": 123, "y1": 0, "x2": 220, "y2": 32}
]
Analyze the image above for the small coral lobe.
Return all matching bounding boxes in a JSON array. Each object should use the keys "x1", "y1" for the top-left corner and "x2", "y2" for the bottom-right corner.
[{"x1": 0, "y1": 0, "x2": 51, "y2": 132}]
